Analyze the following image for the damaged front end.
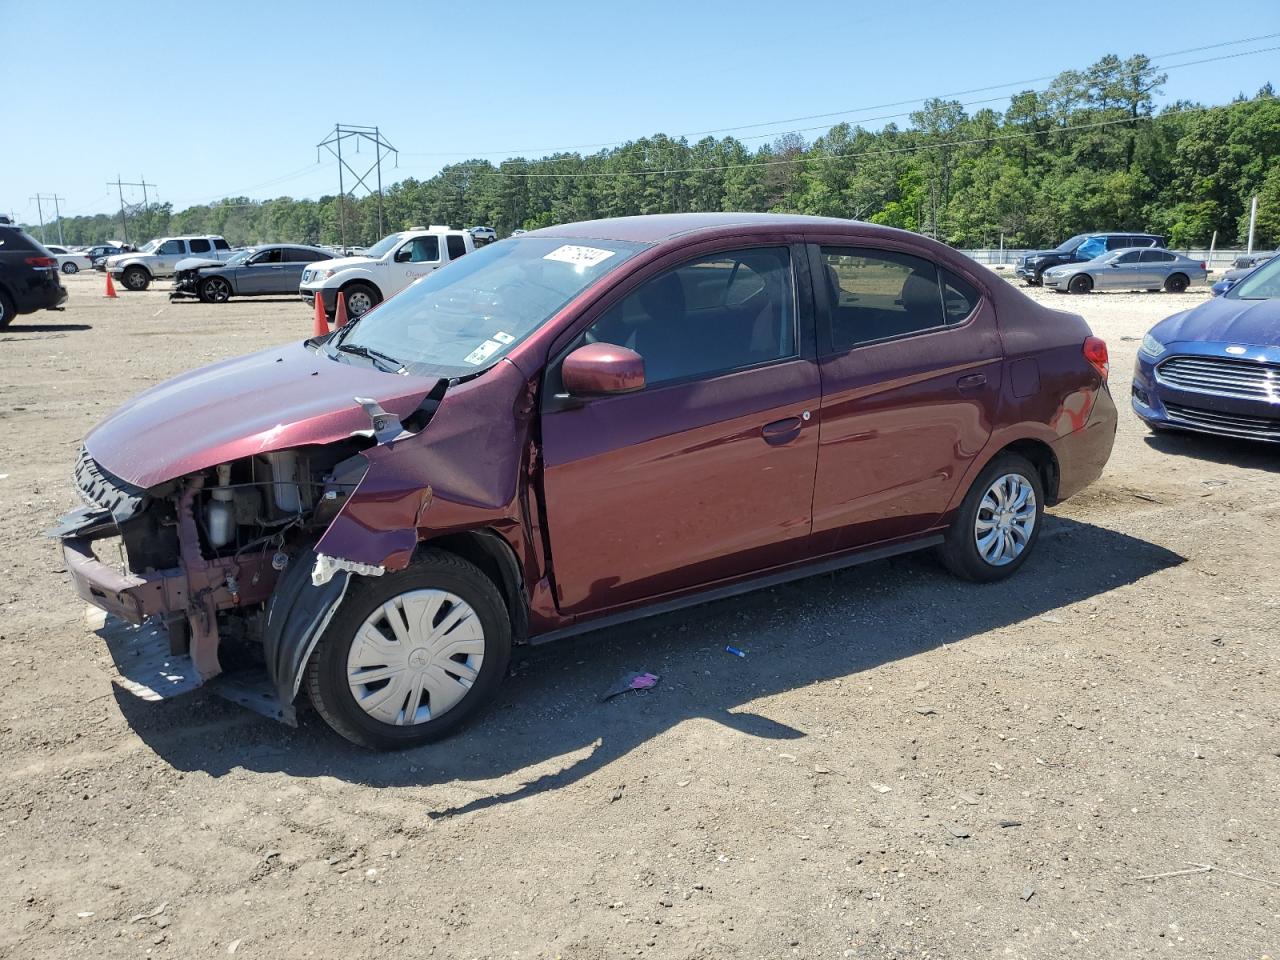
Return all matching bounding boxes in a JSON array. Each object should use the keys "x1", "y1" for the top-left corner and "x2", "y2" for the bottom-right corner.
[{"x1": 53, "y1": 437, "x2": 378, "y2": 722}]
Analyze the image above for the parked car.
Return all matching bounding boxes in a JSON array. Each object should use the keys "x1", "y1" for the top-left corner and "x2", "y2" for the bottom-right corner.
[
  {"x1": 510, "y1": 228, "x2": 529, "y2": 236},
  {"x1": 1042, "y1": 247, "x2": 1206, "y2": 294},
  {"x1": 469, "y1": 226, "x2": 497, "y2": 245},
  {"x1": 0, "y1": 223, "x2": 67, "y2": 327},
  {"x1": 43, "y1": 244, "x2": 94, "y2": 274},
  {"x1": 53, "y1": 213, "x2": 1116, "y2": 748},
  {"x1": 171, "y1": 244, "x2": 336, "y2": 303},
  {"x1": 1016, "y1": 232, "x2": 1165, "y2": 286},
  {"x1": 1132, "y1": 254, "x2": 1280, "y2": 442},
  {"x1": 87, "y1": 242, "x2": 130, "y2": 269},
  {"x1": 104, "y1": 236, "x2": 233, "y2": 291},
  {"x1": 1211, "y1": 256, "x2": 1273, "y2": 296},
  {"x1": 298, "y1": 226, "x2": 474, "y2": 322}
]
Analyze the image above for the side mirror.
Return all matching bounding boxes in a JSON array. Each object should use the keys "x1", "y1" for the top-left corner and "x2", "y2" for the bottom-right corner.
[
  {"x1": 562, "y1": 343, "x2": 645, "y2": 396},
  {"x1": 394, "y1": 249, "x2": 411, "y2": 263}
]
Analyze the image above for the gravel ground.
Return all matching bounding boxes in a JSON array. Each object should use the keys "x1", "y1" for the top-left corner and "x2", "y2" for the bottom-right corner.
[{"x1": 0, "y1": 272, "x2": 1276, "y2": 959}]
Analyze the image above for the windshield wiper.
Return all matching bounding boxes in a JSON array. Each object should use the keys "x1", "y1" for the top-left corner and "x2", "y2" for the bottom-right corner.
[{"x1": 335, "y1": 342, "x2": 405, "y2": 374}]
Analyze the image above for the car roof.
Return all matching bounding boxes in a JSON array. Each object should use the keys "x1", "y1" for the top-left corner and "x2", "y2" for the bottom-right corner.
[
  {"x1": 525, "y1": 212, "x2": 909, "y2": 244},
  {"x1": 1108, "y1": 246, "x2": 1177, "y2": 255}
]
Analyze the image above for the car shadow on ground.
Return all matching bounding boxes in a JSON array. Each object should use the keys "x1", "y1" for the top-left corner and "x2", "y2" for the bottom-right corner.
[
  {"x1": 3, "y1": 323, "x2": 92, "y2": 333},
  {"x1": 116, "y1": 515, "x2": 1183, "y2": 814},
  {"x1": 1144, "y1": 430, "x2": 1280, "y2": 473}
]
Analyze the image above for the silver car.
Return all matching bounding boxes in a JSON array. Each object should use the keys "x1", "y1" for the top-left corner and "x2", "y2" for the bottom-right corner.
[{"x1": 1043, "y1": 247, "x2": 1207, "y2": 294}]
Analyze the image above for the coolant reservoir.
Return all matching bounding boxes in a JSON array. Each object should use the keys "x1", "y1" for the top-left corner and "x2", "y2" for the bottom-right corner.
[
  {"x1": 266, "y1": 450, "x2": 302, "y2": 514},
  {"x1": 207, "y1": 463, "x2": 235, "y2": 547}
]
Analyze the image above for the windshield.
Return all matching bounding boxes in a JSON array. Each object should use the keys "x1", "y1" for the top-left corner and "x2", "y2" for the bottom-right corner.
[
  {"x1": 1054, "y1": 234, "x2": 1089, "y2": 253},
  {"x1": 138, "y1": 239, "x2": 160, "y2": 254},
  {"x1": 1227, "y1": 255, "x2": 1280, "y2": 300},
  {"x1": 331, "y1": 237, "x2": 647, "y2": 376},
  {"x1": 363, "y1": 233, "x2": 405, "y2": 259}
]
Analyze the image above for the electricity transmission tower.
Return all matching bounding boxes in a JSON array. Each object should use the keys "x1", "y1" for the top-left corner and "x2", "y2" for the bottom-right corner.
[
  {"x1": 316, "y1": 124, "x2": 398, "y2": 249},
  {"x1": 29, "y1": 193, "x2": 66, "y2": 245},
  {"x1": 107, "y1": 175, "x2": 157, "y2": 245}
]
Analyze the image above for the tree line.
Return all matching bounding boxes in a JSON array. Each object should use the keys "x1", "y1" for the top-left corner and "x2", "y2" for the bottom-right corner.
[{"x1": 27, "y1": 55, "x2": 1279, "y2": 251}]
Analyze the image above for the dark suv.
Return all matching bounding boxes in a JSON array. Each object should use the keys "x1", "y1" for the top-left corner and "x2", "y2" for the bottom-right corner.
[
  {"x1": 0, "y1": 223, "x2": 68, "y2": 328},
  {"x1": 1016, "y1": 232, "x2": 1165, "y2": 286}
]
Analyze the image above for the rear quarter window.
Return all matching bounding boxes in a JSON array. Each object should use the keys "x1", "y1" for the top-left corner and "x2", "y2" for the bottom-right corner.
[
  {"x1": 446, "y1": 234, "x2": 467, "y2": 260},
  {"x1": 213, "y1": 238, "x2": 230, "y2": 250},
  {"x1": 0, "y1": 228, "x2": 38, "y2": 252}
]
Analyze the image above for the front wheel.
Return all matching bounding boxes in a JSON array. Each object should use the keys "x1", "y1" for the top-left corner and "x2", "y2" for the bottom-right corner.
[
  {"x1": 938, "y1": 453, "x2": 1044, "y2": 583},
  {"x1": 121, "y1": 266, "x2": 150, "y2": 291},
  {"x1": 1164, "y1": 273, "x2": 1189, "y2": 293},
  {"x1": 304, "y1": 550, "x2": 512, "y2": 749},
  {"x1": 0, "y1": 289, "x2": 14, "y2": 329},
  {"x1": 199, "y1": 276, "x2": 232, "y2": 303},
  {"x1": 62, "y1": 261, "x2": 79, "y2": 274},
  {"x1": 343, "y1": 282, "x2": 381, "y2": 318},
  {"x1": 1068, "y1": 274, "x2": 1093, "y2": 295}
]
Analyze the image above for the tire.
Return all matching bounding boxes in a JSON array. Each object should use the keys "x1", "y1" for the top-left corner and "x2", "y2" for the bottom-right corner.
[
  {"x1": 61, "y1": 261, "x2": 78, "y2": 274},
  {"x1": 121, "y1": 265, "x2": 151, "y2": 291},
  {"x1": 342, "y1": 282, "x2": 380, "y2": 318},
  {"x1": 199, "y1": 276, "x2": 232, "y2": 304},
  {"x1": 0, "y1": 289, "x2": 14, "y2": 329},
  {"x1": 1164, "y1": 273, "x2": 1189, "y2": 293},
  {"x1": 1024, "y1": 275, "x2": 1042, "y2": 287},
  {"x1": 938, "y1": 453, "x2": 1045, "y2": 583},
  {"x1": 1068, "y1": 274, "x2": 1093, "y2": 295},
  {"x1": 304, "y1": 549, "x2": 512, "y2": 750}
]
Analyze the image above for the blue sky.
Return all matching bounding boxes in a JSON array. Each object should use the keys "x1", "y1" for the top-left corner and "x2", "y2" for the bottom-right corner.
[{"x1": 2, "y1": 0, "x2": 1277, "y2": 223}]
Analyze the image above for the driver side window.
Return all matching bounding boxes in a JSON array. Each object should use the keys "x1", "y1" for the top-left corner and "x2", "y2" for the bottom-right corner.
[
  {"x1": 250, "y1": 248, "x2": 282, "y2": 265},
  {"x1": 397, "y1": 236, "x2": 439, "y2": 263},
  {"x1": 583, "y1": 247, "x2": 796, "y2": 387},
  {"x1": 157, "y1": 240, "x2": 183, "y2": 255}
]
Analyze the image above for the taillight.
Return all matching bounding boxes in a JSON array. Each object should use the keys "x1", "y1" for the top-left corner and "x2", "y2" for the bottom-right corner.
[
  {"x1": 25, "y1": 256, "x2": 57, "y2": 268},
  {"x1": 1199, "y1": 262, "x2": 1206, "y2": 270},
  {"x1": 1083, "y1": 336, "x2": 1109, "y2": 380}
]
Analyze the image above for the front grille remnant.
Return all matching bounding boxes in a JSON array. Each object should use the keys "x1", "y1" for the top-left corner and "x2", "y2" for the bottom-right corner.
[{"x1": 1156, "y1": 355, "x2": 1280, "y2": 403}]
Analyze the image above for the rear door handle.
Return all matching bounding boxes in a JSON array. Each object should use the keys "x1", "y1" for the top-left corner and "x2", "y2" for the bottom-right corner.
[
  {"x1": 762, "y1": 416, "x2": 804, "y2": 445},
  {"x1": 957, "y1": 373, "x2": 987, "y2": 392}
]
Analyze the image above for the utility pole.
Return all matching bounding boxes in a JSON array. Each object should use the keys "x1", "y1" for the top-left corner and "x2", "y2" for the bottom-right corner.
[
  {"x1": 316, "y1": 124, "x2": 398, "y2": 249},
  {"x1": 1247, "y1": 194, "x2": 1258, "y2": 254},
  {"x1": 107, "y1": 175, "x2": 158, "y2": 245},
  {"x1": 28, "y1": 195, "x2": 46, "y2": 243},
  {"x1": 30, "y1": 194, "x2": 67, "y2": 246}
]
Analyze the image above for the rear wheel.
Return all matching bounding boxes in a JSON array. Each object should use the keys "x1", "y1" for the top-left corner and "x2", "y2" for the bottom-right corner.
[
  {"x1": 1068, "y1": 274, "x2": 1093, "y2": 295},
  {"x1": 121, "y1": 266, "x2": 150, "y2": 291},
  {"x1": 199, "y1": 276, "x2": 232, "y2": 303},
  {"x1": 304, "y1": 550, "x2": 511, "y2": 749},
  {"x1": 61, "y1": 261, "x2": 78, "y2": 274},
  {"x1": 1164, "y1": 273, "x2": 1189, "y2": 293},
  {"x1": 0, "y1": 290, "x2": 14, "y2": 329},
  {"x1": 938, "y1": 453, "x2": 1044, "y2": 583},
  {"x1": 343, "y1": 282, "x2": 380, "y2": 318}
]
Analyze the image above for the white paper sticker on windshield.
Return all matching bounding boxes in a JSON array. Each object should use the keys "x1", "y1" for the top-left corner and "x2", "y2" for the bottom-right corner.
[
  {"x1": 463, "y1": 339, "x2": 502, "y2": 366},
  {"x1": 543, "y1": 244, "x2": 616, "y2": 268},
  {"x1": 492, "y1": 331, "x2": 515, "y2": 344}
]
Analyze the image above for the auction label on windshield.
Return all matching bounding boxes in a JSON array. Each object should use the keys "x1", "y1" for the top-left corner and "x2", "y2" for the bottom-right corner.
[
  {"x1": 463, "y1": 339, "x2": 503, "y2": 365},
  {"x1": 543, "y1": 244, "x2": 615, "y2": 268}
]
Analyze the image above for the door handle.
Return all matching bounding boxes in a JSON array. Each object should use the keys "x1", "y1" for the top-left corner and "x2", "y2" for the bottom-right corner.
[
  {"x1": 761, "y1": 416, "x2": 804, "y2": 445},
  {"x1": 956, "y1": 373, "x2": 987, "y2": 392}
]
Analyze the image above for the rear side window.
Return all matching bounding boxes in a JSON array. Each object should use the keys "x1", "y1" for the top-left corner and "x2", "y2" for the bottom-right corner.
[
  {"x1": 446, "y1": 234, "x2": 467, "y2": 260},
  {"x1": 583, "y1": 246, "x2": 796, "y2": 386},
  {"x1": 213, "y1": 238, "x2": 230, "y2": 250},
  {"x1": 820, "y1": 248, "x2": 948, "y2": 350},
  {"x1": 1141, "y1": 250, "x2": 1175, "y2": 263},
  {"x1": 285, "y1": 247, "x2": 323, "y2": 262},
  {"x1": 0, "y1": 228, "x2": 37, "y2": 251},
  {"x1": 188, "y1": 238, "x2": 211, "y2": 253}
]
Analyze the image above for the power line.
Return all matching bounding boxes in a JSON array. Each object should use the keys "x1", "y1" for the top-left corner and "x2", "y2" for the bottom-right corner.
[
  {"x1": 28, "y1": 194, "x2": 66, "y2": 245},
  {"x1": 398, "y1": 31, "x2": 1280, "y2": 158},
  {"x1": 317, "y1": 124, "x2": 398, "y2": 247},
  {"x1": 107, "y1": 175, "x2": 157, "y2": 245}
]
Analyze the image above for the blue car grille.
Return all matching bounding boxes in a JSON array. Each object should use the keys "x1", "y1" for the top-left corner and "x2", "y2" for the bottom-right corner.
[
  {"x1": 1164, "y1": 402, "x2": 1280, "y2": 441},
  {"x1": 1155, "y1": 355, "x2": 1280, "y2": 403}
]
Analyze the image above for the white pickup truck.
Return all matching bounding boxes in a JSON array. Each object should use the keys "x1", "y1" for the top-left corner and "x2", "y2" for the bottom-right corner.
[
  {"x1": 105, "y1": 235, "x2": 233, "y2": 291},
  {"x1": 298, "y1": 226, "x2": 474, "y2": 320}
]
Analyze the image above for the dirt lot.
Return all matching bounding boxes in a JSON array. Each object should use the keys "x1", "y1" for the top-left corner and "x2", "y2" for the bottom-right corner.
[{"x1": 1, "y1": 271, "x2": 1276, "y2": 959}]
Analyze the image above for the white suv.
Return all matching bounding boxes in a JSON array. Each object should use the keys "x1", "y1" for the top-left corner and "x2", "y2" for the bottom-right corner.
[
  {"x1": 106, "y1": 236, "x2": 233, "y2": 291},
  {"x1": 299, "y1": 226, "x2": 474, "y2": 320}
]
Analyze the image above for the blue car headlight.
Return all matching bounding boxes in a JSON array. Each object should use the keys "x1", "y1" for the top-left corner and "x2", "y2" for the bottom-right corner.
[{"x1": 1139, "y1": 333, "x2": 1165, "y2": 358}]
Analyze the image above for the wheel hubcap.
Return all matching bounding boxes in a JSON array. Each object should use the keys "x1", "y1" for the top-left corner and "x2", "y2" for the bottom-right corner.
[
  {"x1": 209, "y1": 280, "x2": 229, "y2": 301},
  {"x1": 346, "y1": 589, "x2": 484, "y2": 726},
  {"x1": 974, "y1": 473, "x2": 1036, "y2": 566},
  {"x1": 348, "y1": 292, "x2": 372, "y2": 315}
]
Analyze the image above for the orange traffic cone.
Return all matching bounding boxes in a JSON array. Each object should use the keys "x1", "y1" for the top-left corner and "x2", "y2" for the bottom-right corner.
[
  {"x1": 104, "y1": 271, "x2": 118, "y2": 299},
  {"x1": 334, "y1": 291, "x2": 349, "y2": 328},
  {"x1": 312, "y1": 293, "x2": 328, "y2": 337}
]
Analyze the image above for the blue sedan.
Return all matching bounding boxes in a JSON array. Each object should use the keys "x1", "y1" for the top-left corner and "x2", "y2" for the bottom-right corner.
[{"x1": 1132, "y1": 256, "x2": 1280, "y2": 442}]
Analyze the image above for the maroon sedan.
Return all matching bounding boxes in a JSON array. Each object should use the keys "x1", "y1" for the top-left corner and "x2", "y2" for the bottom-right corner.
[{"x1": 53, "y1": 214, "x2": 1116, "y2": 749}]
